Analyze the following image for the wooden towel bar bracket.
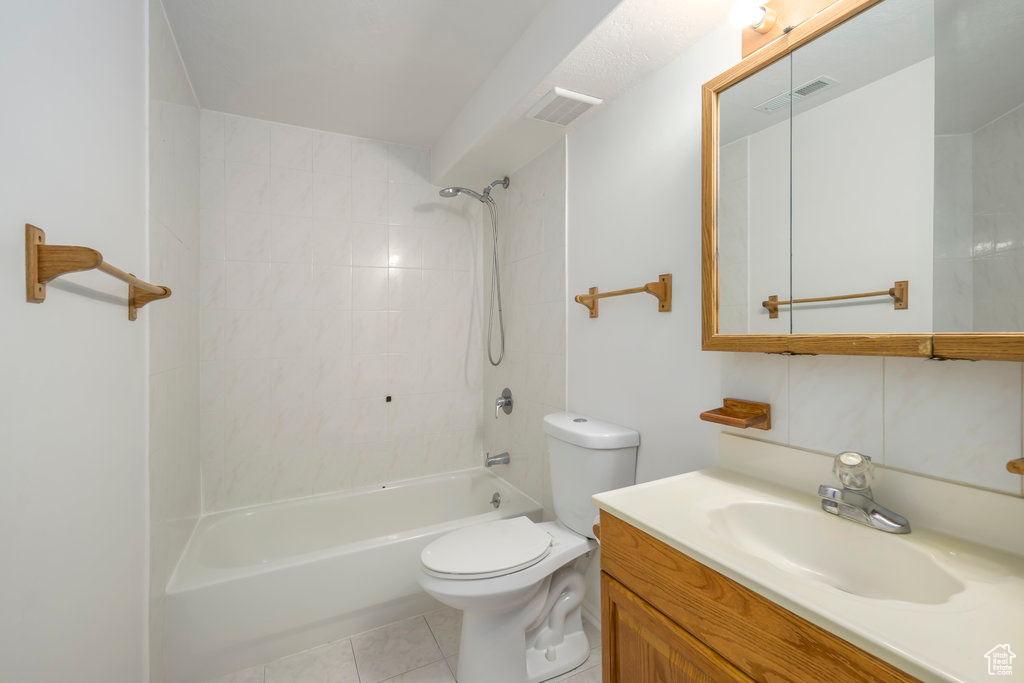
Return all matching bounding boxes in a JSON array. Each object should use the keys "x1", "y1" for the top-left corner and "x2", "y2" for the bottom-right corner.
[
  {"x1": 574, "y1": 273, "x2": 671, "y2": 319},
  {"x1": 25, "y1": 224, "x2": 171, "y2": 321}
]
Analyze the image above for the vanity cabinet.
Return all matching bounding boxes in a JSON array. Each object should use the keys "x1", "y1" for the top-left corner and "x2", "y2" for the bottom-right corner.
[{"x1": 599, "y1": 512, "x2": 918, "y2": 683}]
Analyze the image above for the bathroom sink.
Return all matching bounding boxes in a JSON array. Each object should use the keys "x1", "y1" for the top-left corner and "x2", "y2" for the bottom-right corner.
[{"x1": 708, "y1": 502, "x2": 964, "y2": 605}]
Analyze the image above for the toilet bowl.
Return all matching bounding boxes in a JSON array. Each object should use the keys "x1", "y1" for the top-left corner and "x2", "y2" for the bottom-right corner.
[
  {"x1": 419, "y1": 518, "x2": 596, "y2": 683},
  {"x1": 417, "y1": 412, "x2": 639, "y2": 683}
]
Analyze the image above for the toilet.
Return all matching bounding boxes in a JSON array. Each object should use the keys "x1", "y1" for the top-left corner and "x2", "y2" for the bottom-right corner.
[{"x1": 417, "y1": 412, "x2": 638, "y2": 683}]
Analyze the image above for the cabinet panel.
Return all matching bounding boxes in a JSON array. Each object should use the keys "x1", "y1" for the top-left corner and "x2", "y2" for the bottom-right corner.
[
  {"x1": 600, "y1": 511, "x2": 918, "y2": 683},
  {"x1": 602, "y1": 573, "x2": 752, "y2": 683}
]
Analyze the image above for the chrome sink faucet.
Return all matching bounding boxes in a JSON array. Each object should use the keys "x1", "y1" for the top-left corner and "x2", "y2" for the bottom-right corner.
[{"x1": 817, "y1": 452, "x2": 910, "y2": 534}]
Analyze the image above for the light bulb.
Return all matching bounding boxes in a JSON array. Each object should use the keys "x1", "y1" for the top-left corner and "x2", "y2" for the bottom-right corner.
[{"x1": 729, "y1": 0, "x2": 766, "y2": 29}]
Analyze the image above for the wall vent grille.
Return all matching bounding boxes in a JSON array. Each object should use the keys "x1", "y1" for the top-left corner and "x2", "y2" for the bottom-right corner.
[
  {"x1": 754, "y1": 76, "x2": 839, "y2": 113},
  {"x1": 527, "y1": 87, "x2": 603, "y2": 126}
]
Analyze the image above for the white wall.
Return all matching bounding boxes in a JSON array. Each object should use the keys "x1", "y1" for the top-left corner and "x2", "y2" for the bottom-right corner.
[
  {"x1": 198, "y1": 111, "x2": 483, "y2": 511},
  {"x1": 483, "y1": 141, "x2": 567, "y2": 516},
  {"x1": 566, "y1": 26, "x2": 735, "y2": 484},
  {"x1": 148, "y1": 1, "x2": 201, "y2": 681},
  {"x1": 790, "y1": 58, "x2": 934, "y2": 334},
  {"x1": 0, "y1": 2, "x2": 148, "y2": 681}
]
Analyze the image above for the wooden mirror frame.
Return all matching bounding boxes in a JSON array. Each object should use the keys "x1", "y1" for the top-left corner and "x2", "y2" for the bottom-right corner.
[{"x1": 700, "y1": 0, "x2": 1024, "y2": 362}]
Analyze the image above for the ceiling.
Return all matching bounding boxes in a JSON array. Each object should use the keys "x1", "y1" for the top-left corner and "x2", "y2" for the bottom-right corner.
[
  {"x1": 161, "y1": 0, "x2": 550, "y2": 147},
  {"x1": 433, "y1": 0, "x2": 733, "y2": 186}
]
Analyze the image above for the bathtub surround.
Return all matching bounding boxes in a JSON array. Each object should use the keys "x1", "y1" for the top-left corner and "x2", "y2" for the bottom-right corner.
[
  {"x1": 199, "y1": 111, "x2": 484, "y2": 511},
  {"x1": 482, "y1": 140, "x2": 567, "y2": 516},
  {"x1": 0, "y1": 1, "x2": 149, "y2": 680},
  {"x1": 149, "y1": 2, "x2": 202, "y2": 681}
]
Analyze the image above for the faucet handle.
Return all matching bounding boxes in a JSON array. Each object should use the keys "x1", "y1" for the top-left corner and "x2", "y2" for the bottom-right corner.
[
  {"x1": 495, "y1": 387, "x2": 513, "y2": 419},
  {"x1": 833, "y1": 451, "x2": 873, "y2": 491}
]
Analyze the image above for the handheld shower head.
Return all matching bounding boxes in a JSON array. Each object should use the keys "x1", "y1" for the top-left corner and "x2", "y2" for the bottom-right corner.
[
  {"x1": 438, "y1": 186, "x2": 488, "y2": 202},
  {"x1": 438, "y1": 177, "x2": 508, "y2": 203},
  {"x1": 436, "y1": 176, "x2": 511, "y2": 366}
]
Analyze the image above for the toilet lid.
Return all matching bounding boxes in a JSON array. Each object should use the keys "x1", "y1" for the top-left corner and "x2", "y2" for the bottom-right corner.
[{"x1": 421, "y1": 517, "x2": 553, "y2": 579}]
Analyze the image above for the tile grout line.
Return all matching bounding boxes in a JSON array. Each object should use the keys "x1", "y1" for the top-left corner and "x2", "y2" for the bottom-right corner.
[{"x1": 421, "y1": 612, "x2": 456, "y2": 680}]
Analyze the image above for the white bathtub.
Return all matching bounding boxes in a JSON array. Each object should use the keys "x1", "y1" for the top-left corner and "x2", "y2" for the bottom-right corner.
[{"x1": 165, "y1": 468, "x2": 541, "y2": 683}]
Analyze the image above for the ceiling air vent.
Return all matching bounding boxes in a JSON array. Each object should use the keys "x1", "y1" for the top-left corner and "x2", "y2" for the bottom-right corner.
[
  {"x1": 754, "y1": 75, "x2": 839, "y2": 113},
  {"x1": 527, "y1": 87, "x2": 603, "y2": 126}
]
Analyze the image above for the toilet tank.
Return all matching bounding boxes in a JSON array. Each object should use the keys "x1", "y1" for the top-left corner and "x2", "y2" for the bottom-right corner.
[{"x1": 543, "y1": 412, "x2": 639, "y2": 537}]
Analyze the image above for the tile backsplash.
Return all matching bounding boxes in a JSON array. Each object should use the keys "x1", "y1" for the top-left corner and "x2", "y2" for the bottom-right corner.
[
  {"x1": 199, "y1": 110, "x2": 484, "y2": 512},
  {"x1": 721, "y1": 353, "x2": 1023, "y2": 495}
]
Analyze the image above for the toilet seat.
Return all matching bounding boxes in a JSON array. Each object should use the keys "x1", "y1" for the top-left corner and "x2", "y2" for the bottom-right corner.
[{"x1": 421, "y1": 516, "x2": 553, "y2": 579}]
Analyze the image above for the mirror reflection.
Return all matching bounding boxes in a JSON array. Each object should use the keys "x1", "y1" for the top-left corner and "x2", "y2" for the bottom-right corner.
[{"x1": 717, "y1": 0, "x2": 1024, "y2": 335}]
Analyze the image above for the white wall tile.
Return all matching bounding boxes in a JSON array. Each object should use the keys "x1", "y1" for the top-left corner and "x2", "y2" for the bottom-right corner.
[
  {"x1": 200, "y1": 109, "x2": 225, "y2": 161},
  {"x1": 351, "y1": 177, "x2": 389, "y2": 223},
  {"x1": 352, "y1": 139, "x2": 389, "y2": 180},
  {"x1": 226, "y1": 211, "x2": 272, "y2": 262},
  {"x1": 313, "y1": 131, "x2": 353, "y2": 176},
  {"x1": 225, "y1": 115, "x2": 270, "y2": 166},
  {"x1": 788, "y1": 355, "x2": 884, "y2": 458},
  {"x1": 270, "y1": 166, "x2": 313, "y2": 217},
  {"x1": 199, "y1": 111, "x2": 482, "y2": 511},
  {"x1": 226, "y1": 162, "x2": 271, "y2": 212},
  {"x1": 389, "y1": 227, "x2": 423, "y2": 269},
  {"x1": 350, "y1": 223, "x2": 388, "y2": 267},
  {"x1": 313, "y1": 266, "x2": 353, "y2": 310},
  {"x1": 270, "y1": 123, "x2": 313, "y2": 171},
  {"x1": 884, "y1": 358, "x2": 1022, "y2": 494},
  {"x1": 352, "y1": 267, "x2": 389, "y2": 311},
  {"x1": 313, "y1": 172, "x2": 351, "y2": 219},
  {"x1": 270, "y1": 217, "x2": 313, "y2": 264}
]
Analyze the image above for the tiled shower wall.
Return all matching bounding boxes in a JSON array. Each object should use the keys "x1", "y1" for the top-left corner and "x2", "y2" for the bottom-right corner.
[
  {"x1": 972, "y1": 102, "x2": 1024, "y2": 331},
  {"x1": 483, "y1": 141, "x2": 567, "y2": 516},
  {"x1": 198, "y1": 111, "x2": 483, "y2": 512},
  {"x1": 148, "y1": 1, "x2": 200, "y2": 680}
]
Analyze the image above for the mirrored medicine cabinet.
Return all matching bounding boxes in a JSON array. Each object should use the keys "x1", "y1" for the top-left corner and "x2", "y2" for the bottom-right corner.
[{"x1": 702, "y1": 0, "x2": 1024, "y2": 360}]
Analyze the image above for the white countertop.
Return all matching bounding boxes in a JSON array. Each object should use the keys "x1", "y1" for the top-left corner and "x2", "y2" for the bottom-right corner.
[{"x1": 593, "y1": 464, "x2": 1024, "y2": 682}]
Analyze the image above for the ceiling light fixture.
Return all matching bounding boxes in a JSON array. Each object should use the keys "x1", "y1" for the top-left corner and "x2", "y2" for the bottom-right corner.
[{"x1": 729, "y1": 0, "x2": 778, "y2": 33}]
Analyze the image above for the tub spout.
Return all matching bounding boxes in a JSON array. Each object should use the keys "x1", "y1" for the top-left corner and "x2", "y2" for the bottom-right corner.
[{"x1": 485, "y1": 451, "x2": 510, "y2": 467}]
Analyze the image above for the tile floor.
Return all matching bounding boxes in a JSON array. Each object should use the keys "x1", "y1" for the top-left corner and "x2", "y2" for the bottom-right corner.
[{"x1": 207, "y1": 607, "x2": 602, "y2": 683}]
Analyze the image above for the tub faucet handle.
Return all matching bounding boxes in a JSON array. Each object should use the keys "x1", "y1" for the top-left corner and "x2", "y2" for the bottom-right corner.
[{"x1": 495, "y1": 387, "x2": 513, "y2": 419}]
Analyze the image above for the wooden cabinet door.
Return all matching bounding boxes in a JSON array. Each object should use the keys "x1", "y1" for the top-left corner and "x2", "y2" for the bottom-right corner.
[{"x1": 602, "y1": 573, "x2": 753, "y2": 683}]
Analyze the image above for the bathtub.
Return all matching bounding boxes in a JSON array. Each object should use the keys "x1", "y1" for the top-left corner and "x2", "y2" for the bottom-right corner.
[{"x1": 165, "y1": 468, "x2": 541, "y2": 683}]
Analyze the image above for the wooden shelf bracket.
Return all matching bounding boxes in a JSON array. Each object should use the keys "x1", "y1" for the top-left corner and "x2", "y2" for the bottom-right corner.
[
  {"x1": 700, "y1": 398, "x2": 771, "y2": 430},
  {"x1": 25, "y1": 224, "x2": 171, "y2": 321},
  {"x1": 575, "y1": 273, "x2": 672, "y2": 319}
]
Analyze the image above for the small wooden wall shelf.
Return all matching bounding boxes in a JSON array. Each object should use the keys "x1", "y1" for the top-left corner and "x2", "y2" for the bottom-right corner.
[
  {"x1": 1008, "y1": 459, "x2": 1024, "y2": 475},
  {"x1": 700, "y1": 398, "x2": 771, "y2": 430},
  {"x1": 575, "y1": 273, "x2": 671, "y2": 318},
  {"x1": 25, "y1": 224, "x2": 171, "y2": 321}
]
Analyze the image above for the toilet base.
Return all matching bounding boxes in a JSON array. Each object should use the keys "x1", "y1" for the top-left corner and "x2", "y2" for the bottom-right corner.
[{"x1": 525, "y1": 629, "x2": 590, "y2": 683}]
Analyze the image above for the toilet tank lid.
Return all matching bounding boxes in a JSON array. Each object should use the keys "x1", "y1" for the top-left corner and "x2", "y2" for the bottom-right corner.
[{"x1": 543, "y1": 412, "x2": 639, "y2": 449}]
